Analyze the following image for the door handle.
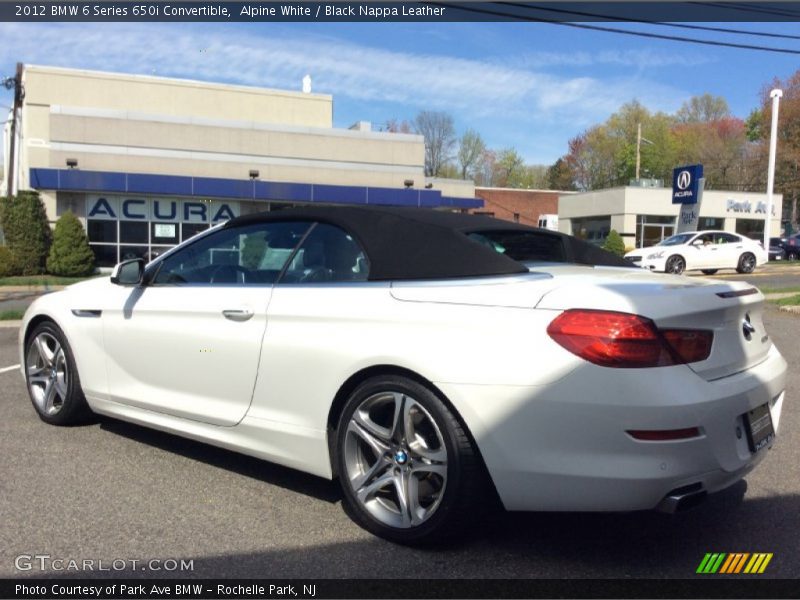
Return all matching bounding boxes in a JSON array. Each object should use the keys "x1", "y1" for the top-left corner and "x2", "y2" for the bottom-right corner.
[{"x1": 222, "y1": 309, "x2": 254, "y2": 322}]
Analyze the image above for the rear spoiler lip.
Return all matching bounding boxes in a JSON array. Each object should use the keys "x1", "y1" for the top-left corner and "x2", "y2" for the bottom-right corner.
[{"x1": 716, "y1": 288, "x2": 759, "y2": 299}]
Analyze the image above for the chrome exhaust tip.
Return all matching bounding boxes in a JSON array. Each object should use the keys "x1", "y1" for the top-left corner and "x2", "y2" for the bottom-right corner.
[{"x1": 656, "y1": 483, "x2": 707, "y2": 514}]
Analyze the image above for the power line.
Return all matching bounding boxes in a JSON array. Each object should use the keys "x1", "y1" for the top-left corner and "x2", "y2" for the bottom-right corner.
[
  {"x1": 691, "y1": 1, "x2": 800, "y2": 19},
  {"x1": 431, "y1": 3, "x2": 800, "y2": 55},
  {"x1": 498, "y1": 3, "x2": 800, "y2": 41}
]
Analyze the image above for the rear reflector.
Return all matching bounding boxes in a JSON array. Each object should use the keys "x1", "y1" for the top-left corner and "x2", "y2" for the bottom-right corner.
[
  {"x1": 547, "y1": 309, "x2": 713, "y2": 368},
  {"x1": 661, "y1": 329, "x2": 713, "y2": 364},
  {"x1": 627, "y1": 428, "x2": 702, "y2": 441}
]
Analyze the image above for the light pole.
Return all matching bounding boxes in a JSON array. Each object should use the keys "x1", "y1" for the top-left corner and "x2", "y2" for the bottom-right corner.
[{"x1": 764, "y1": 88, "x2": 782, "y2": 250}]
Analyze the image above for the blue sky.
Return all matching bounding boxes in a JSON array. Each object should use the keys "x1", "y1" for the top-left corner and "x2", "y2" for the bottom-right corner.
[{"x1": 1, "y1": 20, "x2": 798, "y2": 165}]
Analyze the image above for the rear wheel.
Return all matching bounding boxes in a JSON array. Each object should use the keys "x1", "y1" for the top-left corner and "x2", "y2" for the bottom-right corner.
[
  {"x1": 24, "y1": 322, "x2": 92, "y2": 425},
  {"x1": 336, "y1": 375, "x2": 487, "y2": 544},
  {"x1": 701, "y1": 269, "x2": 718, "y2": 275},
  {"x1": 736, "y1": 252, "x2": 756, "y2": 274},
  {"x1": 665, "y1": 255, "x2": 686, "y2": 275}
]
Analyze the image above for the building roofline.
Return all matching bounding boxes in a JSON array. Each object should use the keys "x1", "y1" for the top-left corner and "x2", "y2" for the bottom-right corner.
[
  {"x1": 23, "y1": 64, "x2": 333, "y2": 102},
  {"x1": 476, "y1": 186, "x2": 577, "y2": 194}
]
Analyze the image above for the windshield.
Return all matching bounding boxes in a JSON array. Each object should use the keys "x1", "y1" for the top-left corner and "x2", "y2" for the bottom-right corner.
[{"x1": 657, "y1": 233, "x2": 696, "y2": 247}]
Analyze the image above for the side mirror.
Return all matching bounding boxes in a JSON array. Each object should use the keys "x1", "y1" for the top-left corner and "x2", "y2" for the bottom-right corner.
[
  {"x1": 111, "y1": 258, "x2": 145, "y2": 286},
  {"x1": 691, "y1": 239, "x2": 704, "y2": 247}
]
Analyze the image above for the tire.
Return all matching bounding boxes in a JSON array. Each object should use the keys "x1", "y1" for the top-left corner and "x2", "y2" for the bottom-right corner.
[
  {"x1": 335, "y1": 375, "x2": 488, "y2": 545},
  {"x1": 701, "y1": 269, "x2": 718, "y2": 275},
  {"x1": 24, "y1": 321, "x2": 92, "y2": 425},
  {"x1": 736, "y1": 252, "x2": 757, "y2": 274},
  {"x1": 665, "y1": 255, "x2": 686, "y2": 275},
  {"x1": 788, "y1": 251, "x2": 798, "y2": 261}
]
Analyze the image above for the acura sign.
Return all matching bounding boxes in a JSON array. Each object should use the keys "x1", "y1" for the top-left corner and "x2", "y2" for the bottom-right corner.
[{"x1": 672, "y1": 164, "x2": 703, "y2": 205}]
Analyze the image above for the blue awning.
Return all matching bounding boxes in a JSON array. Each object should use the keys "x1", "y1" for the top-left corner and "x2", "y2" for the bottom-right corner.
[{"x1": 29, "y1": 168, "x2": 483, "y2": 210}]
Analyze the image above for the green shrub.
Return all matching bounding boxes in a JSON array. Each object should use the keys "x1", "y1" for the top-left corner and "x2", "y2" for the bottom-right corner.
[
  {"x1": 46, "y1": 211, "x2": 95, "y2": 277},
  {"x1": 603, "y1": 229, "x2": 626, "y2": 257},
  {"x1": 0, "y1": 246, "x2": 14, "y2": 278},
  {"x1": 0, "y1": 191, "x2": 52, "y2": 275},
  {"x1": 241, "y1": 233, "x2": 267, "y2": 270}
]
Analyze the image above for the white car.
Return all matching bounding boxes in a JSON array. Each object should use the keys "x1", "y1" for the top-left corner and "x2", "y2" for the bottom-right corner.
[
  {"x1": 624, "y1": 231, "x2": 768, "y2": 275},
  {"x1": 19, "y1": 208, "x2": 786, "y2": 544}
]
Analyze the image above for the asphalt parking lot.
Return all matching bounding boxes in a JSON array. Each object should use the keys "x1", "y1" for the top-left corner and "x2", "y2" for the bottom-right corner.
[{"x1": 0, "y1": 304, "x2": 798, "y2": 580}]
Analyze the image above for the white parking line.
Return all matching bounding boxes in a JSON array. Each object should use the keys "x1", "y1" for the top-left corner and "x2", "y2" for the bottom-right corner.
[{"x1": 0, "y1": 364, "x2": 20, "y2": 374}]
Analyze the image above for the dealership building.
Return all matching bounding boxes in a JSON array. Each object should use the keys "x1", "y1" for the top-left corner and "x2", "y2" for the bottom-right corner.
[
  {"x1": 558, "y1": 185, "x2": 782, "y2": 249},
  {"x1": 1, "y1": 65, "x2": 478, "y2": 266}
]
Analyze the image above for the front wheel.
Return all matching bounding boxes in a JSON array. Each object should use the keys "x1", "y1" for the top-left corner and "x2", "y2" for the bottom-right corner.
[
  {"x1": 665, "y1": 255, "x2": 686, "y2": 275},
  {"x1": 24, "y1": 321, "x2": 92, "y2": 425},
  {"x1": 335, "y1": 375, "x2": 487, "y2": 544},
  {"x1": 787, "y1": 251, "x2": 798, "y2": 261},
  {"x1": 736, "y1": 252, "x2": 756, "y2": 274}
]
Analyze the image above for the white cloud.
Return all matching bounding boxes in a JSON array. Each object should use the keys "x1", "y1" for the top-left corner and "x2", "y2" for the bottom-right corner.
[
  {"x1": 517, "y1": 48, "x2": 716, "y2": 69},
  {"x1": 0, "y1": 23, "x2": 686, "y2": 120}
]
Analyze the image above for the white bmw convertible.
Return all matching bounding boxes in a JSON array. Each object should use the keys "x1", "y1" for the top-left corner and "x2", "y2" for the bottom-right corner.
[{"x1": 19, "y1": 207, "x2": 786, "y2": 544}]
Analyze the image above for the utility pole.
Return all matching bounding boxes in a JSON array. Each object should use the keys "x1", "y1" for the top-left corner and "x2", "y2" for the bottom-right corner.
[
  {"x1": 635, "y1": 123, "x2": 654, "y2": 182},
  {"x1": 3, "y1": 63, "x2": 24, "y2": 197},
  {"x1": 764, "y1": 88, "x2": 782, "y2": 250}
]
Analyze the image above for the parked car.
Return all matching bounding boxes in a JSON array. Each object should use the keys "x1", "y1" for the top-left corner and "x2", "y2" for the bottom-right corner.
[
  {"x1": 771, "y1": 235, "x2": 800, "y2": 261},
  {"x1": 19, "y1": 208, "x2": 786, "y2": 544},
  {"x1": 768, "y1": 239, "x2": 786, "y2": 261},
  {"x1": 624, "y1": 231, "x2": 768, "y2": 275}
]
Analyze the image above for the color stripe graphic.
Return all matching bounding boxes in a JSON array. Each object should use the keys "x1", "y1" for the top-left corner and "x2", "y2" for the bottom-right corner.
[{"x1": 697, "y1": 553, "x2": 772, "y2": 574}]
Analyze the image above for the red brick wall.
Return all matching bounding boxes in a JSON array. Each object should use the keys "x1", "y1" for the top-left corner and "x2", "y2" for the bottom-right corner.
[{"x1": 471, "y1": 188, "x2": 561, "y2": 227}]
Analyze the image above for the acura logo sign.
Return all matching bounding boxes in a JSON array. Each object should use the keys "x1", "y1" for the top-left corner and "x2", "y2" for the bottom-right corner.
[{"x1": 676, "y1": 170, "x2": 692, "y2": 190}]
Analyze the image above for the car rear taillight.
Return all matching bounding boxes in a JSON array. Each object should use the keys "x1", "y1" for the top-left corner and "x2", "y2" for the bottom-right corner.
[{"x1": 547, "y1": 310, "x2": 712, "y2": 368}]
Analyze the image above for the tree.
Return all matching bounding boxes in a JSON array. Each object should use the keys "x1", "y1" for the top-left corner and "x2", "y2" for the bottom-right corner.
[
  {"x1": 414, "y1": 110, "x2": 456, "y2": 177},
  {"x1": 0, "y1": 191, "x2": 52, "y2": 275},
  {"x1": 46, "y1": 211, "x2": 95, "y2": 276},
  {"x1": 495, "y1": 148, "x2": 526, "y2": 187},
  {"x1": 0, "y1": 246, "x2": 14, "y2": 278},
  {"x1": 383, "y1": 118, "x2": 413, "y2": 134},
  {"x1": 473, "y1": 149, "x2": 497, "y2": 187},
  {"x1": 457, "y1": 129, "x2": 486, "y2": 180},
  {"x1": 676, "y1": 94, "x2": 730, "y2": 123},
  {"x1": 603, "y1": 230, "x2": 626, "y2": 256},
  {"x1": 750, "y1": 70, "x2": 800, "y2": 228},
  {"x1": 546, "y1": 157, "x2": 575, "y2": 190}
]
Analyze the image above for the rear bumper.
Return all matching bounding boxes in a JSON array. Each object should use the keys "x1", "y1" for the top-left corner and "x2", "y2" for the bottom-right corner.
[{"x1": 438, "y1": 344, "x2": 786, "y2": 512}]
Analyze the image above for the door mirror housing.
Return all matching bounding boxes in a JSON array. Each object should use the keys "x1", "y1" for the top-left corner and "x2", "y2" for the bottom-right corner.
[
  {"x1": 111, "y1": 258, "x2": 145, "y2": 286},
  {"x1": 691, "y1": 239, "x2": 704, "y2": 247}
]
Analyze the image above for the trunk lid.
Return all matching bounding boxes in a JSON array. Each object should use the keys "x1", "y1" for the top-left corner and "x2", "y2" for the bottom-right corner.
[{"x1": 534, "y1": 266, "x2": 770, "y2": 380}]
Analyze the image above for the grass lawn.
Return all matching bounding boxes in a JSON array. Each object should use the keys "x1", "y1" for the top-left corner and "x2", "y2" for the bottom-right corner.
[
  {"x1": 0, "y1": 309, "x2": 25, "y2": 320},
  {"x1": 773, "y1": 294, "x2": 800, "y2": 306},
  {"x1": 0, "y1": 274, "x2": 102, "y2": 287},
  {"x1": 760, "y1": 285, "x2": 800, "y2": 295}
]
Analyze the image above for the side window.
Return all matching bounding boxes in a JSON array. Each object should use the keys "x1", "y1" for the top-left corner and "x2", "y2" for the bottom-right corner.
[
  {"x1": 714, "y1": 233, "x2": 738, "y2": 245},
  {"x1": 153, "y1": 221, "x2": 312, "y2": 285},
  {"x1": 279, "y1": 223, "x2": 369, "y2": 284}
]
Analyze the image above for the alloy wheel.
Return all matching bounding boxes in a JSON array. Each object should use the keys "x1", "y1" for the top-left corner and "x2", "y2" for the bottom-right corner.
[
  {"x1": 666, "y1": 256, "x2": 685, "y2": 275},
  {"x1": 343, "y1": 391, "x2": 448, "y2": 529},
  {"x1": 26, "y1": 332, "x2": 68, "y2": 416}
]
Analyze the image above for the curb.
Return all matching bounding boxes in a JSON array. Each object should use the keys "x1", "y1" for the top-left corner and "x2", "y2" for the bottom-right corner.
[{"x1": 0, "y1": 321, "x2": 22, "y2": 328}]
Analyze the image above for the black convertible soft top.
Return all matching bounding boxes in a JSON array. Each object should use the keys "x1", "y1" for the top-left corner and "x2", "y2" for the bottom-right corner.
[{"x1": 225, "y1": 206, "x2": 632, "y2": 281}]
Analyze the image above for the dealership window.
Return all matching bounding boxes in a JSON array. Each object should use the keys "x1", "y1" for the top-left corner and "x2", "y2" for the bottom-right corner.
[
  {"x1": 736, "y1": 219, "x2": 764, "y2": 240},
  {"x1": 636, "y1": 215, "x2": 675, "y2": 248},
  {"x1": 85, "y1": 196, "x2": 240, "y2": 269},
  {"x1": 572, "y1": 216, "x2": 611, "y2": 246},
  {"x1": 699, "y1": 217, "x2": 724, "y2": 230}
]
